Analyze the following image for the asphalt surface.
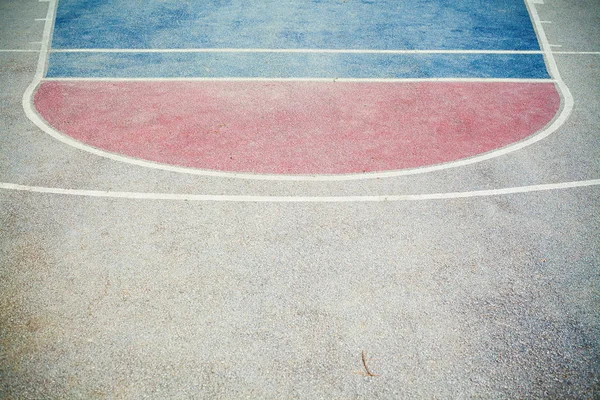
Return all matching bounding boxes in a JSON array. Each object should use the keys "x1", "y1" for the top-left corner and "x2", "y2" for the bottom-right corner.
[{"x1": 1, "y1": 0, "x2": 599, "y2": 398}]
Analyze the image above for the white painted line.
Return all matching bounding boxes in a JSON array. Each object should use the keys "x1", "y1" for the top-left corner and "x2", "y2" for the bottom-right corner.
[
  {"x1": 553, "y1": 51, "x2": 600, "y2": 55},
  {"x1": 533, "y1": 0, "x2": 544, "y2": 4},
  {"x1": 0, "y1": 179, "x2": 598, "y2": 202},
  {"x1": 35, "y1": 18, "x2": 48, "y2": 21},
  {"x1": 540, "y1": 21, "x2": 552, "y2": 24},
  {"x1": 0, "y1": 49, "x2": 41, "y2": 53},
  {"x1": 23, "y1": 0, "x2": 56, "y2": 112},
  {"x1": 21, "y1": 0, "x2": 575, "y2": 182},
  {"x1": 41, "y1": 77, "x2": 556, "y2": 83},
  {"x1": 51, "y1": 48, "x2": 544, "y2": 55}
]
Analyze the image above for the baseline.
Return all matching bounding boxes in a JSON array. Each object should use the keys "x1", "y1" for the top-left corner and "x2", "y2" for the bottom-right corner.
[{"x1": 0, "y1": 179, "x2": 598, "y2": 203}]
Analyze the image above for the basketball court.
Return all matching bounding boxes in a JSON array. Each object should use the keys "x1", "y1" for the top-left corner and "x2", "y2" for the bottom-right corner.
[{"x1": 1, "y1": 0, "x2": 599, "y2": 397}]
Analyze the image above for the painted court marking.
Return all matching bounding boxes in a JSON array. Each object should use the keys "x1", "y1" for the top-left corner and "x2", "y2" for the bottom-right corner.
[
  {"x1": 1, "y1": 1, "x2": 596, "y2": 202},
  {"x1": 50, "y1": 48, "x2": 545, "y2": 54},
  {"x1": 0, "y1": 49, "x2": 42, "y2": 53},
  {"x1": 5, "y1": 48, "x2": 598, "y2": 56},
  {"x1": 1, "y1": 179, "x2": 598, "y2": 203},
  {"x1": 42, "y1": 77, "x2": 555, "y2": 83},
  {"x1": 22, "y1": 0, "x2": 575, "y2": 181},
  {"x1": 553, "y1": 51, "x2": 600, "y2": 55}
]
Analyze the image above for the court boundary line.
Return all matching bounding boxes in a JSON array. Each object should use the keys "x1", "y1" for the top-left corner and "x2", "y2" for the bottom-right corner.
[
  {"x1": 42, "y1": 77, "x2": 557, "y2": 83},
  {"x1": 7, "y1": 49, "x2": 598, "y2": 55},
  {"x1": 553, "y1": 51, "x2": 600, "y2": 55},
  {"x1": 0, "y1": 49, "x2": 42, "y2": 53},
  {"x1": 0, "y1": 179, "x2": 598, "y2": 202},
  {"x1": 22, "y1": 0, "x2": 575, "y2": 182},
  {"x1": 50, "y1": 48, "x2": 545, "y2": 54}
]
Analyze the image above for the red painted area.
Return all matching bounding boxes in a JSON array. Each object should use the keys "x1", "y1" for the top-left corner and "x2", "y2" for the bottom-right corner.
[{"x1": 34, "y1": 81, "x2": 560, "y2": 174}]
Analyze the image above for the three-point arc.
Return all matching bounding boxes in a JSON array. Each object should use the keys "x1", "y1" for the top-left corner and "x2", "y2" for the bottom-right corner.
[{"x1": 32, "y1": 0, "x2": 563, "y2": 177}]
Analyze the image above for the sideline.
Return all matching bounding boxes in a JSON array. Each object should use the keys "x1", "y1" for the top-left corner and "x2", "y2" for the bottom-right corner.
[{"x1": 1, "y1": 179, "x2": 598, "y2": 203}]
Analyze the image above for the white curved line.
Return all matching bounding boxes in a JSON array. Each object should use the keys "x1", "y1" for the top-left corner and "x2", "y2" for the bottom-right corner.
[
  {"x1": 0, "y1": 179, "x2": 598, "y2": 202},
  {"x1": 23, "y1": 0, "x2": 574, "y2": 182}
]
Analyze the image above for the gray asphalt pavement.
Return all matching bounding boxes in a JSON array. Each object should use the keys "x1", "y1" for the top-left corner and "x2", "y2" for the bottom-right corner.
[{"x1": 1, "y1": 0, "x2": 599, "y2": 398}]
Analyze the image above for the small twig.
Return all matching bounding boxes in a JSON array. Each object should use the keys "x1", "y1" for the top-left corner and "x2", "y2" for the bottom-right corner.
[{"x1": 362, "y1": 351, "x2": 379, "y2": 377}]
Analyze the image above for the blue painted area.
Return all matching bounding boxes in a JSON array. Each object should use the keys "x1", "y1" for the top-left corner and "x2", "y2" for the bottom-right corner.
[
  {"x1": 52, "y1": 0, "x2": 540, "y2": 51},
  {"x1": 47, "y1": 0, "x2": 551, "y2": 79},
  {"x1": 46, "y1": 52, "x2": 551, "y2": 79}
]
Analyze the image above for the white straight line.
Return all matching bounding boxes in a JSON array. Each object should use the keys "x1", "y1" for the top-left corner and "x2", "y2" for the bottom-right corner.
[
  {"x1": 549, "y1": 44, "x2": 563, "y2": 47},
  {"x1": 527, "y1": 0, "x2": 565, "y2": 83},
  {"x1": 540, "y1": 21, "x2": 552, "y2": 24},
  {"x1": 35, "y1": 18, "x2": 48, "y2": 21},
  {"x1": 23, "y1": 0, "x2": 55, "y2": 103},
  {"x1": 0, "y1": 49, "x2": 41, "y2": 52},
  {"x1": 35, "y1": 10, "x2": 53, "y2": 69},
  {"x1": 553, "y1": 51, "x2": 600, "y2": 55},
  {"x1": 41, "y1": 77, "x2": 556, "y2": 83},
  {"x1": 50, "y1": 48, "x2": 544, "y2": 55},
  {"x1": 0, "y1": 179, "x2": 598, "y2": 202}
]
